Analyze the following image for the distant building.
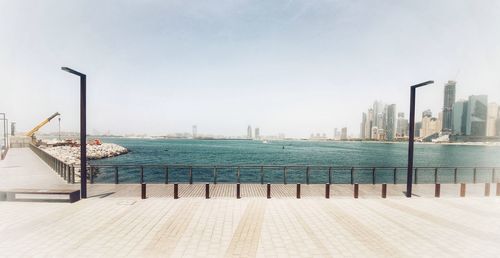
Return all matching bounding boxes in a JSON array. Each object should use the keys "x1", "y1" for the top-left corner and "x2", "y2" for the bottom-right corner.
[
  {"x1": 386, "y1": 104, "x2": 396, "y2": 141},
  {"x1": 360, "y1": 113, "x2": 367, "y2": 139},
  {"x1": 366, "y1": 109, "x2": 374, "y2": 139},
  {"x1": 341, "y1": 127, "x2": 348, "y2": 140},
  {"x1": 466, "y1": 95, "x2": 488, "y2": 136},
  {"x1": 452, "y1": 100, "x2": 468, "y2": 135},
  {"x1": 487, "y1": 103, "x2": 498, "y2": 137},
  {"x1": 442, "y1": 81, "x2": 456, "y2": 133},
  {"x1": 192, "y1": 125, "x2": 198, "y2": 138},
  {"x1": 254, "y1": 127, "x2": 260, "y2": 139},
  {"x1": 247, "y1": 125, "x2": 252, "y2": 139},
  {"x1": 420, "y1": 116, "x2": 440, "y2": 139},
  {"x1": 415, "y1": 122, "x2": 422, "y2": 138},
  {"x1": 422, "y1": 109, "x2": 432, "y2": 118},
  {"x1": 396, "y1": 112, "x2": 408, "y2": 137}
]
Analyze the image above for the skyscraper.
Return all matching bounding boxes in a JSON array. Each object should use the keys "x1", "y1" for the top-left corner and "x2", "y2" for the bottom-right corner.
[
  {"x1": 466, "y1": 95, "x2": 488, "y2": 136},
  {"x1": 192, "y1": 125, "x2": 198, "y2": 138},
  {"x1": 422, "y1": 109, "x2": 432, "y2": 118},
  {"x1": 396, "y1": 112, "x2": 408, "y2": 137},
  {"x1": 487, "y1": 103, "x2": 498, "y2": 137},
  {"x1": 386, "y1": 104, "x2": 396, "y2": 141},
  {"x1": 341, "y1": 127, "x2": 347, "y2": 140},
  {"x1": 452, "y1": 100, "x2": 468, "y2": 135},
  {"x1": 254, "y1": 127, "x2": 260, "y2": 139},
  {"x1": 366, "y1": 109, "x2": 374, "y2": 139},
  {"x1": 247, "y1": 125, "x2": 252, "y2": 139},
  {"x1": 442, "y1": 81, "x2": 456, "y2": 133},
  {"x1": 360, "y1": 113, "x2": 367, "y2": 139}
]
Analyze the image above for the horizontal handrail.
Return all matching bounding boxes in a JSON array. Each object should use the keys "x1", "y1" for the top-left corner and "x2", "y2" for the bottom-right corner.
[
  {"x1": 29, "y1": 144, "x2": 76, "y2": 184},
  {"x1": 89, "y1": 164, "x2": 500, "y2": 169}
]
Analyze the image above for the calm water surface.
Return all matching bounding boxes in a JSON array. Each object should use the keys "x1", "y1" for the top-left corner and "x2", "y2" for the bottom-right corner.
[{"x1": 90, "y1": 138, "x2": 500, "y2": 184}]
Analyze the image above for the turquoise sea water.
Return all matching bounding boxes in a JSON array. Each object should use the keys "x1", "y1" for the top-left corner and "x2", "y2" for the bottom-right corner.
[{"x1": 90, "y1": 138, "x2": 500, "y2": 184}]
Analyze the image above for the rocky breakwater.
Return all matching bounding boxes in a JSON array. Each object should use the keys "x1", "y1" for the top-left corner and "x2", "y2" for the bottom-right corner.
[{"x1": 42, "y1": 143, "x2": 129, "y2": 165}]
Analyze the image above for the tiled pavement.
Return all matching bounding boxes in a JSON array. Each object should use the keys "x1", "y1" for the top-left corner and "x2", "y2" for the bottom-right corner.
[
  {"x1": 0, "y1": 197, "x2": 499, "y2": 257},
  {"x1": 1, "y1": 148, "x2": 500, "y2": 257}
]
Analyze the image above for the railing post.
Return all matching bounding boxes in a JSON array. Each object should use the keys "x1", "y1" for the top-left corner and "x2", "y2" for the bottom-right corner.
[
  {"x1": 414, "y1": 168, "x2": 418, "y2": 184},
  {"x1": 213, "y1": 166, "x2": 217, "y2": 184},
  {"x1": 328, "y1": 167, "x2": 332, "y2": 184},
  {"x1": 267, "y1": 183, "x2": 271, "y2": 199},
  {"x1": 325, "y1": 183, "x2": 330, "y2": 199},
  {"x1": 354, "y1": 184, "x2": 359, "y2": 199},
  {"x1": 205, "y1": 184, "x2": 210, "y2": 199},
  {"x1": 140, "y1": 166, "x2": 144, "y2": 184},
  {"x1": 460, "y1": 183, "x2": 466, "y2": 197},
  {"x1": 283, "y1": 167, "x2": 287, "y2": 185},
  {"x1": 296, "y1": 184, "x2": 301, "y2": 199},
  {"x1": 236, "y1": 183, "x2": 241, "y2": 199},
  {"x1": 434, "y1": 168, "x2": 438, "y2": 184},
  {"x1": 71, "y1": 166, "x2": 75, "y2": 184},
  {"x1": 115, "y1": 167, "x2": 119, "y2": 184},
  {"x1": 454, "y1": 168, "x2": 458, "y2": 184},
  {"x1": 165, "y1": 167, "x2": 169, "y2": 184},
  {"x1": 306, "y1": 167, "x2": 310, "y2": 185},
  {"x1": 393, "y1": 168, "x2": 397, "y2": 184},
  {"x1": 435, "y1": 184, "x2": 440, "y2": 198},
  {"x1": 260, "y1": 166, "x2": 264, "y2": 184},
  {"x1": 141, "y1": 183, "x2": 146, "y2": 199},
  {"x1": 492, "y1": 168, "x2": 496, "y2": 183},
  {"x1": 473, "y1": 168, "x2": 477, "y2": 184},
  {"x1": 90, "y1": 166, "x2": 94, "y2": 184},
  {"x1": 382, "y1": 184, "x2": 387, "y2": 198},
  {"x1": 174, "y1": 184, "x2": 179, "y2": 199},
  {"x1": 372, "y1": 167, "x2": 376, "y2": 184},
  {"x1": 237, "y1": 167, "x2": 240, "y2": 184},
  {"x1": 497, "y1": 183, "x2": 500, "y2": 196},
  {"x1": 350, "y1": 167, "x2": 354, "y2": 185},
  {"x1": 485, "y1": 183, "x2": 490, "y2": 197},
  {"x1": 189, "y1": 166, "x2": 193, "y2": 184}
]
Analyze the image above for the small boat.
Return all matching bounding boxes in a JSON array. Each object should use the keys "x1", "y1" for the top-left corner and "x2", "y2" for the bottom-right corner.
[{"x1": 262, "y1": 140, "x2": 269, "y2": 144}]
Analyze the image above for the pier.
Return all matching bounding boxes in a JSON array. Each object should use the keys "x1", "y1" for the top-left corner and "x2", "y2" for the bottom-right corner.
[{"x1": 1, "y1": 147, "x2": 500, "y2": 256}]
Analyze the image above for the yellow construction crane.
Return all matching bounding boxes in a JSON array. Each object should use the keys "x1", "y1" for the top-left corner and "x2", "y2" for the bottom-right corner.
[{"x1": 25, "y1": 112, "x2": 60, "y2": 137}]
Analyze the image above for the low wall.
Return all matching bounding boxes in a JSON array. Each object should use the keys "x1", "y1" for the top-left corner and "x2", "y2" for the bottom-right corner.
[{"x1": 10, "y1": 136, "x2": 31, "y2": 148}]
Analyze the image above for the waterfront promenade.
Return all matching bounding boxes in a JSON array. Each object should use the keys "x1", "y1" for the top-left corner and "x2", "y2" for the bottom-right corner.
[{"x1": 1, "y1": 148, "x2": 499, "y2": 257}]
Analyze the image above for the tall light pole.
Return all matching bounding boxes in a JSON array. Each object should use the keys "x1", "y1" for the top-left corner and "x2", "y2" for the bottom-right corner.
[
  {"x1": 61, "y1": 67, "x2": 87, "y2": 199},
  {"x1": 406, "y1": 80, "x2": 434, "y2": 197}
]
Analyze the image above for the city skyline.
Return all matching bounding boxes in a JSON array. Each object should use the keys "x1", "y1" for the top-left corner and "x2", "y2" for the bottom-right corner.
[{"x1": 2, "y1": 1, "x2": 500, "y2": 138}]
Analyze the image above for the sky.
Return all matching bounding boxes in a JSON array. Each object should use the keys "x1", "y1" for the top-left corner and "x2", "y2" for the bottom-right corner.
[{"x1": 1, "y1": 0, "x2": 500, "y2": 138}]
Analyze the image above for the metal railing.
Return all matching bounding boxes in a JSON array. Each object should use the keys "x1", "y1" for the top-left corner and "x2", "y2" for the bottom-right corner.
[
  {"x1": 30, "y1": 144, "x2": 76, "y2": 183},
  {"x1": 86, "y1": 164, "x2": 500, "y2": 185}
]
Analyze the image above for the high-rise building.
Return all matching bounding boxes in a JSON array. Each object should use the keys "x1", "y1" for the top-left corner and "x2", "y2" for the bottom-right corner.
[
  {"x1": 420, "y1": 116, "x2": 440, "y2": 139},
  {"x1": 442, "y1": 81, "x2": 456, "y2": 133},
  {"x1": 396, "y1": 112, "x2": 408, "y2": 137},
  {"x1": 192, "y1": 125, "x2": 198, "y2": 138},
  {"x1": 247, "y1": 125, "x2": 252, "y2": 139},
  {"x1": 386, "y1": 104, "x2": 396, "y2": 141},
  {"x1": 422, "y1": 109, "x2": 432, "y2": 118},
  {"x1": 452, "y1": 100, "x2": 468, "y2": 135},
  {"x1": 360, "y1": 113, "x2": 367, "y2": 139},
  {"x1": 496, "y1": 107, "x2": 500, "y2": 137},
  {"x1": 487, "y1": 103, "x2": 498, "y2": 137},
  {"x1": 415, "y1": 122, "x2": 422, "y2": 137},
  {"x1": 366, "y1": 109, "x2": 374, "y2": 139},
  {"x1": 466, "y1": 95, "x2": 488, "y2": 136},
  {"x1": 255, "y1": 127, "x2": 260, "y2": 139},
  {"x1": 341, "y1": 127, "x2": 348, "y2": 140}
]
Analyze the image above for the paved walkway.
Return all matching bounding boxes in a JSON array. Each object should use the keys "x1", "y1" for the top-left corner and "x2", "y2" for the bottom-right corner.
[
  {"x1": 0, "y1": 197, "x2": 499, "y2": 257},
  {"x1": 0, "y1": 148, "x2": 67, "y2": 189},
  {"x1": 1, "y1": 148, "x2": 500, "y2": 257}
]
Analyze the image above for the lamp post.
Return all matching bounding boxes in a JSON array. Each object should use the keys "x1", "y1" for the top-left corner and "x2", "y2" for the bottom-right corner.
[
  {"x1": 61, "y1": 67, "x2": 87, "y2": 199},
  {"x1": 406, "y1": 80, "x2": 434, "y2": 198}
]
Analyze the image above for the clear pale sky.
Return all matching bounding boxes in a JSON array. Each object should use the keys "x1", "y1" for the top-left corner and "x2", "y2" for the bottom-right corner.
[{"x1": 1, "y1": 0, "x2": 499, "y2": 138}]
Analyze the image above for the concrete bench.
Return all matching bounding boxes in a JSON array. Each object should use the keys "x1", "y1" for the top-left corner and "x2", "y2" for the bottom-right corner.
[{"x1": 0, "y1": 189, "x2": 80, "y2": 203}]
